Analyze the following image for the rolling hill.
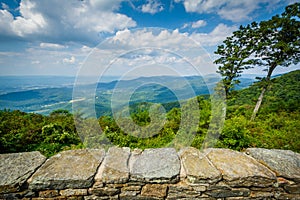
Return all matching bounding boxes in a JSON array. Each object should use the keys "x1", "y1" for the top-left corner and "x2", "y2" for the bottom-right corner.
[{"x1": 0, "y1": 74, "x2": 256, "y2": 116}]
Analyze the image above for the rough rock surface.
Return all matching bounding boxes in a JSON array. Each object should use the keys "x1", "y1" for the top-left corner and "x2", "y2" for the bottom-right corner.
[
  {"x1": 0, "y1": 151, "x2": 46, "y2": 194},
  {"x1": 179, "y1": 147, "x2": 221, "y2": 184},
  {"x1": 2, "y1": 147, "x2": 300, "y2": 199},
  {"x1": 246, "y1": 148, "x2": 300, "y2": 182},
  {"x1": 206, "y1": 148, "x2": 276, "y2": 187},
  {"x1": 95, "y1": 147, "x2": 130, "y2": 183},
  {"x1": 28, "y1": 149, "x2": 105, "y2": 190},
  {"x1": 141, "y1": 184, "x2": 167, "y2": 198},
  {"x1": 131, "y1": 148, "x2": 180, "y2": 183}
]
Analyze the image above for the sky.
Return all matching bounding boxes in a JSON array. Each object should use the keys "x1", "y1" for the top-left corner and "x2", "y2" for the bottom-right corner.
[{"x1": 0, "y1": 0, "x2": 299, "y2": 77}]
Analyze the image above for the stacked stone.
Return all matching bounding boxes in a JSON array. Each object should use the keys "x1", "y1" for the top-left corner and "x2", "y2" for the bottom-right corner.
[{"x1": 0, "y1": 147, "x2": 299, "y2": 200}]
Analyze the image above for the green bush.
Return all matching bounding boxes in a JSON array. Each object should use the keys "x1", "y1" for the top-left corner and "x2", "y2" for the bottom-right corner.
[{"x1": 216, "y1": 116, "x2": 252, "y2": 151}]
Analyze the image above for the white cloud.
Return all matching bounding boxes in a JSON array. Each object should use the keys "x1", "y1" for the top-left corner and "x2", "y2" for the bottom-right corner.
[
  {"x1": 0, "y1": 41, "x2": 91, "y2": 75},
  {"x1": 81, "y1": 45, "x2": 93, "y2": 53},
  {"x1": 40, "y1": 43, "x2": 66, "y2": 49},
  {"x1": 190, "y1": 23, "x2": 237, "y2": 46},
  {"x1": 141, "y1": 0, "x2": 164, "y2": 14},
  {"x1": 110, "y1": 28, "x2": 194, "y2": 51},
  {"x1": 78, "y1": 28, "x2": 218, "y2": 77},
  {"x1": 10, "y1": 0, "x2": 47, "y2": 36},
  {"x1": 181, "y1": 23, "x2": 189, "y2": 29},
  {"x1": 192, "y1": 20, "x2": 207, "y2": 28},
  {"x1": 181, "y1": 20, "x2": 207, "y2": 29},
  {"x1": 63, "y1": 56, "x2": 76, "y2": 64},
  {"x1": 89, "y1": 0, "x2": 124, "y2": 11},
  {"x1": 175, "y1": 0, "x2": 289, "y2": 22},
  {"x1": 0, "y1": 9, "x2": 15, "y2": 36},
  {"x1": 0, "y1": 0, "x2": 136, "y2": 44},
  {"x1": 31, "y1": 60, "x2": 40, "y2": 64},
  {"x1": 0, "y1": 51, "x2": 22, "y2": 57},
  {"x1": 1, "y1": 3, "x2": 9, "y2": 10}
]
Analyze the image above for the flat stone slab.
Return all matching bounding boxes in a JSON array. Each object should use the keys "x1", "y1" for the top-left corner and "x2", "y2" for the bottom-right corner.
[
  {"x1": 206, "y1": 148, "x2": 276, "y2": 187},
  {"x1": 95, "y1": 147, "x2": 130, "y2": 183},
  {"x1": 28, "y1": 149, "x2": 105, "y2": 190},
  {"x1": 0, "y1": 151, "x2": 46, "y2": 194},
  {"x1": 131, "y1": 148, "x2": 180, "y2": 183},
  {"x1": 179, "y1": 147, "x2": 221, "y2": 184},
  {"x1": 246, "y1": 148, "x2": 300, "y2": 182}
]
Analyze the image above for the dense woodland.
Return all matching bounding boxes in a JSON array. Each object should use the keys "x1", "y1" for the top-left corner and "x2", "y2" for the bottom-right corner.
[
  {"x1": 0, "y1": 3, "x2": 299, "y2": 157},
  {"x1": 0, "y1": 70, "x2": 299, "y2": 157}
]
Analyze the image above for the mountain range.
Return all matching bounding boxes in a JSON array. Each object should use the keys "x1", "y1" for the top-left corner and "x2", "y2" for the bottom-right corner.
[{"x1": 0, "y1": 74, "x2": 257, "y2": 117}]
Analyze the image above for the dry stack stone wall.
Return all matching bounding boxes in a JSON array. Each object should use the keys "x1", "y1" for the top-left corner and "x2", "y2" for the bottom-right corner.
[{"x1": 0, "y1": 147, "x2": 299, "y2": 200}]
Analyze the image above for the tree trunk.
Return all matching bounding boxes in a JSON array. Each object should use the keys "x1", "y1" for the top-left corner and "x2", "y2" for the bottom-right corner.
[
  {"x1": 250, "y1": 64, "x2": 276, "y2": 121},
  {"x1": 250, "y1": 87, "x2": 266, "y2": 121}
]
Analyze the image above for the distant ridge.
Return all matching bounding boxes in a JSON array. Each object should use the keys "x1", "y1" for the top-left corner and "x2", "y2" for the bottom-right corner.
[{"x1": 0, "y1": 74, "x2": 261, "y2": 115}]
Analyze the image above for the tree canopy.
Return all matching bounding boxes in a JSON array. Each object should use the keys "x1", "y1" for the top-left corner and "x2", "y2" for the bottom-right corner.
[{"x1": 214, "y1": 3, "x2": 299, "y2": 119}]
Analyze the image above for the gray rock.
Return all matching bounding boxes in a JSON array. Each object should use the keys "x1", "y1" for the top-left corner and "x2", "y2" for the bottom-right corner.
[
  {"x1": 39, "y1": 189, "x2": 59, "y2": 198},
  {"x1": 206, "y1": 148, "x2": 276, "y2": 187},
  {"x1": 205, "y1": 188, "x2": 250, "y2": 198},
  {"x1": 131, "y1": 148, "x2": 180, "y2": 183},
  {"x1": 141, "y1": 184, "x2": 168, "y2": 198},
  {"x1": 120, "y1": 196, "x2": 163, "y2": 200},
  {"x1": 119, "y1": 190, "x2": 140, "y2": 198},
  {"x1": 168, "y1": 181, "x2": 205, "y2": 199},
  {"x1": 129, "y1": 149, "x2": 143, "y2": 174},
  {"x1": 284, "y1": 184, "x2": 300, "y2": 194},
  {"x1": 28, "y1": 149, "x2": 105, "y2": 190},
  {"x1": 276, "y1": 193, "x2": 300, "y2": 200},
  {"x1": 91, "y1": 187, "x2": 120, "y2": 196},
  {"x1": 246, "y1": 148, "x2": 300, "y2": 182},
  {"x1": 95, "y1": 147, "x2": 130, "y2": 183},
  {"x1": 179, "y1": 147, "x2": 221, "y2": 184},
  {"x1": 0, "y1": 151, "x2": 46, "y2": 194}
]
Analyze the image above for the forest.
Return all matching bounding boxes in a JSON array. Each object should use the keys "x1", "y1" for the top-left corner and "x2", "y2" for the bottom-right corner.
[
  {"x1": 0, "y1": 3, "x2": 299, "y2": 157},
  {"x1": 0, "y1": 69, "x2": 299, "y2": 157}
]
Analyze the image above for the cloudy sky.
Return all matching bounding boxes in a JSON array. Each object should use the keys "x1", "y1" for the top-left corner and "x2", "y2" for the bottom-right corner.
[{"x1": 0, "y1": 0, "x2": 299, "y2": 77}]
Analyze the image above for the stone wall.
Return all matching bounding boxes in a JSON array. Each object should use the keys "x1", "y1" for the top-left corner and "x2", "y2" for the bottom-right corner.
[{"x1": 0, "y1": 147, "x2": 299, "y2": 200}]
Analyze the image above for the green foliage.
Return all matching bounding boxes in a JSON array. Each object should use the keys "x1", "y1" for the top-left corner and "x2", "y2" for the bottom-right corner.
[
  {"x1": 215, "y1": 3, "x2": 299, "y2": 119},
  {"x1": 0, "y1": 109, "x2": 82, "y2": 157},
  {"x1": 129, "y1": 103, "x2": 151, "y2": 126},
  {"x1": 230, "y1": 70, "x2": 300, "y2": 115},
  {"x1": 214, "y1": 28, "x2": 255, "y2": 97},
  {"x1": 1, "y1": 70, "x2": 299, "y2": 156},
  {"x1": 218, "y1": 70, "x2": 300, "y2": 152},
  {"x1": 249, "y1": 111, "x2": 300, "y2": 151},
  {"x1": 252, "y1": 3, "x2": 300, "y2": 69},
  {"x1": 98, "y1": 108, "x2": 177, "y2": 149},
  {"x1": 216, "y1": 116, "x2": 252, "y2": 151}
]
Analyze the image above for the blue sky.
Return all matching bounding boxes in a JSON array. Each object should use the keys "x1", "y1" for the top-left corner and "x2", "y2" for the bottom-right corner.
[{"x1": 0, "y1": 0, "x2": 299, "y2": 76}]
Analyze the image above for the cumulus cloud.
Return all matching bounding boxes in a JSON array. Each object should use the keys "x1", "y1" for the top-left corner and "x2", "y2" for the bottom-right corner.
[
  {"x1": 79, "y1": 28, "x2": 218, "y2": 77},
  {"x1": 63, "y1": 56, "x2": 76, "y2": 64},
  {"x1": 110, "y1": 28, "x2": 196, "y2": 51},
  {"x1": 4, "y1": 0, "x2": 47, "y2": 37},
  {"x1": 140, "y1": 0, "x2": 164, "y2": 14},
  {"x1": 81, "y1": 45, "x2": 93, "y2": 53},
  {"x1": 191, "y1": 20, "x2": 207, "y2": 28},
  {"x1": 31, "y1": 60, "x2": 40, "y2": 64},
  {"x1": 1, "y1": 3, "x2": 9, "y2": 10},
  {"x1": 40, "y1": 43, "x2": 66, "y2": 49},
  {"x1": 89, "y1": 0, "x2": 124, "y2": 11},
  {"x1": 175, "y1": 0, "x2": 291, "y2": 22},
  {"x1": 0, "y1": 9, "x2": 14, "y2": 36},
  {"x1": 181, "y1": 19, "x2": 207, "y2": 29},
  {"x1": 190, "y1": 23, "x2": 237, "y2": 46},
  {"x1": 0, "y1": 0, "x2": 136, "y2": 44}
]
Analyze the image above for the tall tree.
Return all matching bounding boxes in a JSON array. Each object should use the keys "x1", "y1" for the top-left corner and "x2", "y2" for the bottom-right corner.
[
  {"x1": 214, "y1": 25, "x2": 256, "y2": 98},
  {"x1": 249, "y1": 3, "x2": 300, "y2": 120},
  {"x1": 215, "y1": 3, "x2": 299, "y2": 119}
]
